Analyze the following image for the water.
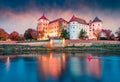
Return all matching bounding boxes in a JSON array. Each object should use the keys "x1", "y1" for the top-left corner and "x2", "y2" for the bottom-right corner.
[{"x1": 0, "y1": 52, "x2": 120, "y2": 82}]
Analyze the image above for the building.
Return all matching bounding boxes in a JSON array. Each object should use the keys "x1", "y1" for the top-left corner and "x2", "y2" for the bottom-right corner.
[
  {"x1": 37, "y1": 14, "x2": 49, "y2": 40},
  {"x1": 37, "y1": 15, "x2": 102, "y2": 40},
  {"x1": 89, "y1": 17, "x2": 102, "y2": 40},
  {"x1": 68, "y1": 15, "x2": 89, "y2": 39},
  {"x1": 47, "y1": 18, "x2": 68, "y2": 38},
  {"x1": 37, "y1": 15, "x2": 68, "y2": 40}
]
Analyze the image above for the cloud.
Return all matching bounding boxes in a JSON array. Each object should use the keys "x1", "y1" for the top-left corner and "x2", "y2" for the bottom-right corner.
[{"x1": 0, "y1": 5, "x2": 120, "y2": 35}]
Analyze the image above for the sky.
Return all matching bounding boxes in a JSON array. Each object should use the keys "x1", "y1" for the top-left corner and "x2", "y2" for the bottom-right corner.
[{"x1": 0, "y1": 0, "x2": 120, "y2": 34}]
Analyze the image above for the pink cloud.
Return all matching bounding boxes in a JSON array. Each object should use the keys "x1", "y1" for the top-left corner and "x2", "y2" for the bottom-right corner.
[{"x1": 0, "y1": 8, "x2": 120, "y2": 35}]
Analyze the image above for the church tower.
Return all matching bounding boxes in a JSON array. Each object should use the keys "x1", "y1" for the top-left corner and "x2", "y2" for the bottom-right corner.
[{"x1": 37, "y1": 14, "x2": 49, "y2": 40}]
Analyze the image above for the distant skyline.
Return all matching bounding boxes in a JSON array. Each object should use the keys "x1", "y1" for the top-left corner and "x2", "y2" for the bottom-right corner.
[{"x1": 0, "y1": 0, "x2": 120, "y2": 34}]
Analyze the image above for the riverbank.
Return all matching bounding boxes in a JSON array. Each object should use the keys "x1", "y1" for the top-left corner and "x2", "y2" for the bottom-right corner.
[{"x1": 0, "y1": 43, "x2": 120, "y2": 55}]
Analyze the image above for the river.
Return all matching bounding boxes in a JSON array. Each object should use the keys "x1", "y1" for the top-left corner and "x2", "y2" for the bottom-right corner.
[{"x1": 0, "y1": 52, "x2": 120, "y2": 82}]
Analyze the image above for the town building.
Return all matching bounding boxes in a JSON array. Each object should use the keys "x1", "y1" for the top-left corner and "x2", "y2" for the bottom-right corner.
[
  {"x1": 89, "y1": 17, "x2": 102, "y2": 40},
  {"x1": 37, "y1": 14, "x2": 49, "y2": 40},
  {"x1": 37, "y1": 15, "x2": 102, "y2": 40},
  {"x1": 68, "y1": 15, "x2": 89, "y2": 39},
  {"x1": 47, "y1": 18, "x2": 68, "y2": 38}
]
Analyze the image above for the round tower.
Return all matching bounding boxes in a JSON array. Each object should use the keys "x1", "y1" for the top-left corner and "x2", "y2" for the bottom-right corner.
[
  {"x1": 90, "y1": 17, "x2": 102, "y2": 30},
  {"x1": 89, "y1": 17, "x2": 102, "y2": 40},
  {"x1": 68, "y1": 15, "x2": 88, "y2": 40},
  {"x1": 68, "y1": 15, "x2": 80, "y2": 39},
  {"x1": 37, "y1": 14, "x2": 49, "y2": 40}
]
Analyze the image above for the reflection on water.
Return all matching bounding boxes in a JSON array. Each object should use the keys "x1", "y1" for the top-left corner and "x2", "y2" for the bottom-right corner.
[
  {"x1": 0, "y1": 52, "x2": 120, "y2": 82},
  {"x1": 37, "y1": 52, "x2": 66, "y2": 80},
  {"x1": 6, "y1": 57, "x2": 10, "y2": 71},
  {"x1": 87, "y1": 55, "x2": 101, "y2": 78}
]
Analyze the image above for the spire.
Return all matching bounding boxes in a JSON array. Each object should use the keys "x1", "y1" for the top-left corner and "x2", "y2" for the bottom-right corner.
[
  {"x1": 38, "y1": 14, "x2": 49, "y2": 21},
  {"x1": 92, "y1": 17, "x2": 102, "y2": 22}
]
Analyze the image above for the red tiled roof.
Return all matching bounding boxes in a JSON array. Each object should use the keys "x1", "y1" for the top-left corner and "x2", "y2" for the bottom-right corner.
[
  {"x1": 69, "y1": 15, "x2": 88, "y2": 25},
  {"x1": 49, "y1": 18, "x2": 68, "y2": 24},
  {"x1": 38, "y1": 14, "x2": 49, "y2": 21}
]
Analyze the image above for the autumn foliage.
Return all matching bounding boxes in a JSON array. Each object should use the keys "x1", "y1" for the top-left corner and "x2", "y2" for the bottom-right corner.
[
  {"x1": 9, "y1": 31, "x2": 20, "y2": 41},
  {"x1": 0, "y1": 28, "x2": 9, "y2": 40},
  {"x1": 102, "y1": 29, "x2": 115, "y2": 40}
]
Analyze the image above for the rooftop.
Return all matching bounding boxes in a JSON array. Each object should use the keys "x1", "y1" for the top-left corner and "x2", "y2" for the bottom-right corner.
[
  {"x1": 92, "y1": 17, "x2": 102, "y2": 22},
  {"x1": 69, "y1": 15, "x2": 88, "y2": 25},
  {"x1": 38, "y1": 14, "x2": 49, "y2": 21},
  {"x1": 49, "y1": 18, "x2": 68, "y2": 24}
]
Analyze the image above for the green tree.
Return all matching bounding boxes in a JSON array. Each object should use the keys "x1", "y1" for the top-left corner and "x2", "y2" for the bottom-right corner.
[
  {"x1": 79, "y1": 29, "x2": 87, "y2": 39},
  {"x1": 24, "y1": 28, "x2": 37, "y2": 40},
  {"x1": 60, "y1": 29, "x2": 69, "y2": 39}
]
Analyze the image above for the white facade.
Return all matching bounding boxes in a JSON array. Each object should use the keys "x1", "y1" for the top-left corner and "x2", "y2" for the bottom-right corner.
[
  {"x1": 68, "y1": 21, "x2": 89, "y2": 39},
  {"x1": 68, "y1": 21, "x2": 80, "y2": 39}
]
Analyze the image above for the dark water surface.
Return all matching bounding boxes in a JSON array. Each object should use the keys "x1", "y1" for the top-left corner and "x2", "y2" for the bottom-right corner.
[{"x1": 0, "y1": 52, "x2": 120, "y2": 82}]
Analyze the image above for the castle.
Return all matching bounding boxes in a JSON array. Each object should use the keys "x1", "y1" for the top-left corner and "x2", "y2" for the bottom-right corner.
[{"x1": 37, "y1": 14, "x2": 102, "y2": 40}]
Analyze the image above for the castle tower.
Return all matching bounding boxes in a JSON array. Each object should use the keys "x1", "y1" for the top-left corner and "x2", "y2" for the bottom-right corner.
[
  {"x1": 91, "y1": 17, "x2": 102, "y2": 30},
  {"x1": 89, "y1": 17, "x2": 102, "y2": 40},
  {"x1": 37, "y1": 14, "x2": 49, "y2": 40},
  {"x1": 68, "y1": 15, "x2": 89, "y2": 39}
]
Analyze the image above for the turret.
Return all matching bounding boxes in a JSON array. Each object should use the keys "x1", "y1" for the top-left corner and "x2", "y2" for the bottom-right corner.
[
  {"x1": 68, "y1": 15, "x2": 89, "y2": 40},
  {"x1": 91, "y1": 17, "x2": 102, "y2": 30},
  {"x1": 37, "y1": 14, "x2": 49, "y2": 40},
  {"x1": 89, "y1": 17, "x2": 103, "y2": 40}
]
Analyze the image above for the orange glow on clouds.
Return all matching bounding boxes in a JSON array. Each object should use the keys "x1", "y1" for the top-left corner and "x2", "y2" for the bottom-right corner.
[{"x1": 0, "y1": 9, "x2": 120, "y2": 34}]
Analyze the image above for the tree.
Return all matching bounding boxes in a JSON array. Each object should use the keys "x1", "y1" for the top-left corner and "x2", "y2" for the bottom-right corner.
[
  {"x1": 60, "y1": 29, "x2": 69, "y2": 39},
  {"x1": 37, "y1": 31, "x2": 44, "y2": 40},
  {"x1": 19, "y1": 34, "x2": 25, "y2": 41},
  {"x1": 102, "y1": 29, "x2": 115, "y2": 40},
  {"x1": 115, "y1": 27, "x2": 120, "y2": 40},
  {"x1": 0, "y1": 28, "x2": 9, "y2": 40},
  {"x1": 79, "y1": 29, "x2": 87, "y2": 40},
  {"x1": 9, "y1": 31, "x2": 20, "y2": 41},
  {"x1": 93, "y1": 28, "x2": 101, "y2": 40},
  {"x1": 24, "y1": 28, "x2": 37, "y2": 40}
]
